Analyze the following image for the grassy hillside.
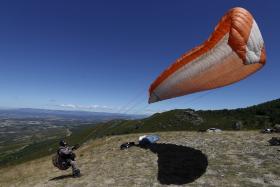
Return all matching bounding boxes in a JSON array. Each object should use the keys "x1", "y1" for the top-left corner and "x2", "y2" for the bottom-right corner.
[
  {"x1": 83, "y1": 98, "x2": 280, "y2": 139},
  {"x1": 1, "y1": 98, "x2": 279, "y2": 167},
  {"x1": 0, "y1": 132, "x2": 279, "y2": 187}
]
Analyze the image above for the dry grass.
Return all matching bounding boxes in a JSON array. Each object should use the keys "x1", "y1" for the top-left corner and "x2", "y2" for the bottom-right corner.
[{"x1": 0, "y1": 131, "x2": 279, "y2": 187}]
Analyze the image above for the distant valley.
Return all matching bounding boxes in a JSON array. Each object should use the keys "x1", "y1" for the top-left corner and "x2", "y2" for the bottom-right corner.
[{"x1": 0, "y1": 108, "x2": 145, "y2": 166}]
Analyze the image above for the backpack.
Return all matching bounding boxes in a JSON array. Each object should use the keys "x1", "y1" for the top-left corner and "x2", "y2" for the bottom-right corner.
[{"x1": 52, "y1": 149, "x2": 71, "y2": 170}]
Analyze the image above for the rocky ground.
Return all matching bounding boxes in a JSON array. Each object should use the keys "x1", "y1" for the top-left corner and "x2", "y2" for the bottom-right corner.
[{"x1": 0, "y1": 131, "x2": 279, "y2": 187}]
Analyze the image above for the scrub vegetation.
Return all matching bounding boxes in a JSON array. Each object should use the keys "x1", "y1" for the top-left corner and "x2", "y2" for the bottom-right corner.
[{"x1": 84, "y1": 98, "x2": 280, "y2": 138}]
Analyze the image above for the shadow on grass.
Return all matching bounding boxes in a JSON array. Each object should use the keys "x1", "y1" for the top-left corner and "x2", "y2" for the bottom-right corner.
[
  {"x1": 139, "y1": 143, "x2": 208, "y2": 185},
  {"x1": 49, "y1": 174, "x2": 73, "y2": 181}
]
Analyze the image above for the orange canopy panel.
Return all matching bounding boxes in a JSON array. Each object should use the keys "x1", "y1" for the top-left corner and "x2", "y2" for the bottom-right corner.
[{"x1": 149, "y1": 7, "x2": 266, "y2": 103}]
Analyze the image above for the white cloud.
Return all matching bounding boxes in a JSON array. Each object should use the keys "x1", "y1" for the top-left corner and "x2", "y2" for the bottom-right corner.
[
  {"x1": 57, "y1": 104, "x2": 113, "y2": 111},
  {"x1": 57, "y1": 104, "x2": 169, "y2": 115},
  {"x1": 141, "y1": 108, "x2": 169, "y2": 115},
  {"x1": 59, "y1": 104, "x2": 77, "y2": 108}
]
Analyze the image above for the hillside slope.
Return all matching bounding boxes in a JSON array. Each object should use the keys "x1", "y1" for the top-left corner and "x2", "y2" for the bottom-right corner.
[
  {"x1": 1, "y1": 98, "x2": 279, "y2": 168},
  {"x1": 82, "y1": 98, "x2": 280, "y2": 139},
  {"x1": 0, "y1": 131, "x2": 279, "y2": 187}
]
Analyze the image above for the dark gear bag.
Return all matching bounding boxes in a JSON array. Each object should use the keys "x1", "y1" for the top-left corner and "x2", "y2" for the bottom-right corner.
[{"x1": 52, "y1": 153, "x2": 71, "y2": 170}]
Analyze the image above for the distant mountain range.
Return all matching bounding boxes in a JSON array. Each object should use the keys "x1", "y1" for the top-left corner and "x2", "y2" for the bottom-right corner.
[{"x1": 0, "y1": 108, "x2": 146, "y2": 122}]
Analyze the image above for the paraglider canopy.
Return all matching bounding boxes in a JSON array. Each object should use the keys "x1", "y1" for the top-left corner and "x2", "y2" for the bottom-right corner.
[{"x1": 149, "y1": 7, "x2": 266, "y2": 103}]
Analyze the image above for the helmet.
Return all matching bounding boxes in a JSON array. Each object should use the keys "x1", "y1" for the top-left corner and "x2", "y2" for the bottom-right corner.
[{"x1": 59, "y1": 140, "x2": 67, "y2": 147}]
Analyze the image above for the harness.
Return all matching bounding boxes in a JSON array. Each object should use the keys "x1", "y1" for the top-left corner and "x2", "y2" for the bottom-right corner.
[{"x1": 52, "y1": 148, "x2": 71, "y2": 170}]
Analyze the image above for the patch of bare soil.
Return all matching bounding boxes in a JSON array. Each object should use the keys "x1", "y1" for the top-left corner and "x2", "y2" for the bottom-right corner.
[{"x1": 0, "y1": 131, "x2": 279, "y2": 187}]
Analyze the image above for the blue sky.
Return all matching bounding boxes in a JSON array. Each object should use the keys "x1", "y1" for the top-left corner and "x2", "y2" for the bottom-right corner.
[{"x1": 0, "y1": 0, "x2": 279, "y2": 114}]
